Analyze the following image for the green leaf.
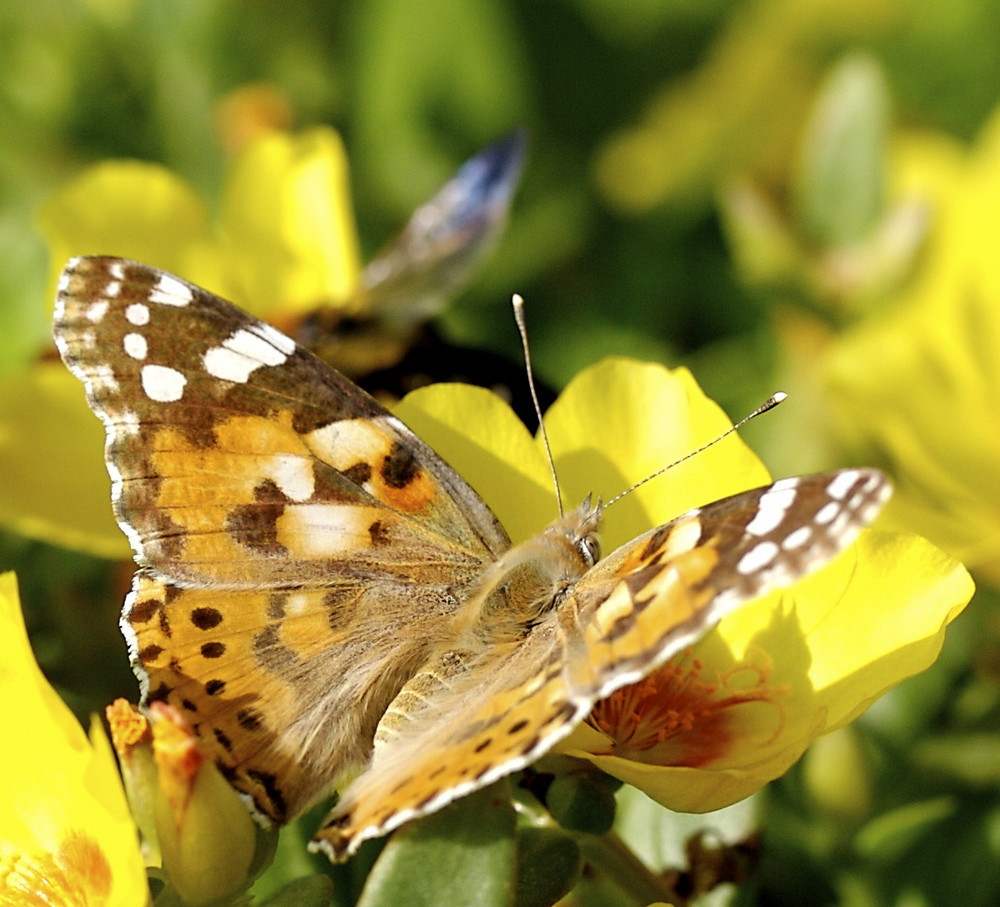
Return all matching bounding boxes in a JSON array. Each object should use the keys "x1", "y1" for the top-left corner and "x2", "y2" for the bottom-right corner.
[
  {"x1": 854, "y1": 797, "x2": 956, "y2": 861},
  {"x1": 546, "y1": 770, "x2": 618, "y2": 836},
  {"x1": 514, "y1": 827, "x2": 581, "y2": 907},
  {"x1": 356, "y1": 783, "x2": 517, "y2": 907},
  {"x1": 352, "y1": 0, "x2": 527, "y2": 214},
  {"x1": 912, "y1": 733, "x2": 1000, "y2": 786}
]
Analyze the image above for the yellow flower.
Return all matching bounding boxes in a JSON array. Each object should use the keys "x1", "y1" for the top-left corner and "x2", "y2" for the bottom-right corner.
[
  {"x1": 0, "y1": 572, "x2": 147, "y2": 906},
  {"x1": 37, "y1": 127, "x2": 362, "y2": 319},
  {"x1": 104, "y1": 699, "x2": 271, "y2": 903},
  {"x1": 396, "y1": 357, "x2": 973, "y2": 812},
  {"x1": 825, "y1": 103, "x2": 1000, "y2": 579}
]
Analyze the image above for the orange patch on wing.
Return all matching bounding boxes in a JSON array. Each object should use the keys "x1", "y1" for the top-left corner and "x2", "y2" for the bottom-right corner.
[{"x1": 373, "y1": 465, "x2": 437, "y2": 513}]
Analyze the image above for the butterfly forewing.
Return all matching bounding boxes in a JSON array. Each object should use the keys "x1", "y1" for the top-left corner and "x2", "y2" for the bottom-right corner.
[
  {"x1": 312, "y1": 470, "x2": 890, "y2": 859},
  {"x1": 54, "y1": 257, "x2": 510, "y2": 586}
]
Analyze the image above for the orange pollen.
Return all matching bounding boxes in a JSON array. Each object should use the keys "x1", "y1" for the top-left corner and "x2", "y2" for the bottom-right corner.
[
  {"x1": 150, "y1": 702, "x2": 203, "y2": 782},
  {"x1": 0, "y1": 832, "x2": 112, "y2": 906},
  {"x1": 586, "y1": 650, "x2": 786, "y2": 766},
  {"x1": 106, "y1": 698, "x2": 150, "y2": 760},
  {"x1": 150, "y1": 701, "x2": 206, "y2": 830}
]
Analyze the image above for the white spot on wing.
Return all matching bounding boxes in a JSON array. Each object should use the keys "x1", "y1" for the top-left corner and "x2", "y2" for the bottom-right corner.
[
  {"x1": 277, "y1": 504, "x2": 379, "y2": 556},
  {"x1": 203, "y1": 346, "x2": 256, "y2": 383},
  {"x1": 660, "y1": 515, "x2": 703, "y2": 560},
  {"x1": 307, "y1": 418, "x2": 393, "y2": 470},
  {"x1": 252, "y1": 322, "x2": 297, "y2": 356},
  {"x1": 781, "y1": 524, "x2": 812, "y2": 551},
  {"x1": 109, "y1": 260, "x2": 126, "y2": 280},
  {"x1": 826, "y1": 469, "x2": 860, "y2": 501},
  {"x1": 105, "y1": 280, "x2": 122, "y2": 298},
  {"x1": 125, "y1": 303, "x2": 150, "y2": 325},
  {"x1": 745, "y1": 486, "x2": 797, "y2": 537},
  {"x1": 141, "y1": 364, "x2": 186, "y2": 402},
  {"x1": 203, "y1": 327, "x2": 290, "y2": 383},
  {"x1": 736, "y1": 539, "x2": 779, "y2": 575},
  {"x1": 85, "y1": 301, "x2": 109, "y2": 323},
  {"x1": 268, "y1": 456, "x2": 315, "y2": 502},
  {"x1": 148, "y1": 273, "x2": 193, "y2": 306},
  {"x1": 815, "y1": 501, "x2": 839, "y2": 525},
  {"x1": 828, "y1": 510, "x2": 852, "y2": 540},
  {"x1": 123, "y1": 332, "x2": 147, "y2": 360}
]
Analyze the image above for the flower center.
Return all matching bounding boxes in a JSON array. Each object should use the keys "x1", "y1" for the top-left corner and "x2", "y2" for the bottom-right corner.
[
  {"x1": 0, "y1": 832, "x2": 112, "y2": 906},
  {"x1": 586, "y1": 650, "x2": 786, "y2": 766}
]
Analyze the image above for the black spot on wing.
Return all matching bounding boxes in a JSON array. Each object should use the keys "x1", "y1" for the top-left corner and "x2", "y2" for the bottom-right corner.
[
  {"x1": 381, "y1": 440, "x2": 420, "y2": 489},
  {"x1": 190, "y1": 606, "x2": 223, "y2": 630},
  {"x1": 237, "y1": 706, "x2": 265, "y2": 731},
  {"x1": 368, "y1": 520, "x2": 390, "y2": 545},
  {"x1": 225, "y1": 478, "x2": 289, "y2": 555},
  {"x1": 267, "y1": 593, "x2": 287, "y2": 620},
  {"x1": 344, "y1": 461, "x2": 372, "y2": 485},
  {"x1": 138, "y1": 644, "x2": 163, "y2": 665}
]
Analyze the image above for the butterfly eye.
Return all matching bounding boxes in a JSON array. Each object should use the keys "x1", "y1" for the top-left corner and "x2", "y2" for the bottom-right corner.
[{"x1": 578, "y1": 533, "x2": 600, "y2": 567}]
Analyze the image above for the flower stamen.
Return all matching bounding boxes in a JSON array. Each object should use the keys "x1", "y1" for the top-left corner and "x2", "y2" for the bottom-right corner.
[{"x1": 587, "y1": 650, "x2": 787, "y2": 766}]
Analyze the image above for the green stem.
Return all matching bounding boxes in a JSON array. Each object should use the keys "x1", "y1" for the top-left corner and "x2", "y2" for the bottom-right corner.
[{"x1": 578, "y1": 831, "x2": 677, "y2": 905}]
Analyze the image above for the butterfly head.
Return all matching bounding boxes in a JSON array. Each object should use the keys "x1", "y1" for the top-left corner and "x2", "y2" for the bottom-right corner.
[{"x1": 571, "y1": 494, "x2": 602, "y2": 568}]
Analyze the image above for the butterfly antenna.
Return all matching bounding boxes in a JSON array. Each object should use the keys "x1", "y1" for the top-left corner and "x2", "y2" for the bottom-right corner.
[
  {"x1": 604, "y1": 392, "x2": 788, "y2": 509},
  {"x1": 513, "y1": 294, "x2": 563, "y2": 517}
]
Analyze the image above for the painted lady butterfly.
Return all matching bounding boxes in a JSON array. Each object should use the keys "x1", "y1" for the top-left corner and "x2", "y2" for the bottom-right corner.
[{"x1": 53, "y1": 256, "x2": 890, "y2": 860}]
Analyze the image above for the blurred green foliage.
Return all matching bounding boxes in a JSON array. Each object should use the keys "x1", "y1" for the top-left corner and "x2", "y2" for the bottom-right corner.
[{"x1": 3, "y1": 1, "x2": 1000, "y2": 904}]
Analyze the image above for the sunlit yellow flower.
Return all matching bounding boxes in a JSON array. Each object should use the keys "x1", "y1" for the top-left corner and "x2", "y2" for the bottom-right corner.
[
  {"x1": 37, "y1": 126, "x2": 362, "y2": 318},
  {"x1": 0, "y1": 572, "x2": 147, "y2": 906},
  {"x1": 396, "y1": 357, "x2": 973, "y2": 812},
  {"x1": 825, "y1": 103, "x2": 1000, "y2": 580}
]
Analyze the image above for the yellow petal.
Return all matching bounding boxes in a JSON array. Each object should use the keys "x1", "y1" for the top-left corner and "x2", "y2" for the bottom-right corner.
[
  {"x1": 0, "y1": 573, "x2": 146, "y2": 905},
  {"x1": 220, "y1": 127, "x2": 362, "y2": 316},
  {"x1": 37, "y1": 160, "x2": 228, "y2": 304},
  {"x1": 0, "y1": 364, "x2": 128, "y2": 557},
  {"x1": 541, "y1": 358, "x2": 771, "y2": 551}
]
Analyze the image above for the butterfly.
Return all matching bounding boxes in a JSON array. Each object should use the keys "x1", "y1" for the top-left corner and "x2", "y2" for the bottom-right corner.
[{"x1": 53, "y1": 256, "x2": 891, "y2": 860}]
